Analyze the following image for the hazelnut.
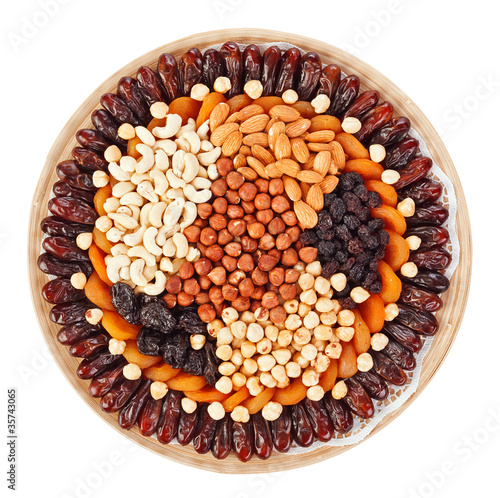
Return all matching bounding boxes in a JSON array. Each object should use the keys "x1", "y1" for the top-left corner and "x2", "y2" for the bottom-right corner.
[
  {"x1": 226, "y1": 171, "x2": 245, "y2": 190},
  {"x1": 222, "y1": 255, "x2": 238, "y2": 272},
  {"x1": 225, "y1": 189, "x2": 241, "y2": 205},
  {"x1": 177, "y1": 292, "x2": 195, "y2": 306},
  {"x1": 205, "y1": 244, "x2": 224, "y2": 261},
  {"x1": 238, "y1": 253, "x2": 255, "y2": 272},
  {"x1": 251, "y1": 285, "x2": 266, "y2": 300},
  {"x1": 251, "y1": 268, "x2": 269, "y2": 286},
  {"x1": 298, "y1": 247, "x2": 318, "y2": 263},
  {"x1": 241, "y1": 201, "x2": 256, "y2": 214},
  {"x1": 166, "y1": 275, "x2": 182, "y2": 294},
  {"x1": 269, "y1": 178, "x2": 284, "y2": 196},
  {"x1": 243, "y1": 214, "x2": 257, "y2": 225},
  {"x1": 238, "y1": 278, "x2": 255, "y2": 297},
  {"x1": 259, "y1": 233, "x2": 276, "y2": 251},
  {"x1": 178, "y1": 261, "x2": 195, "y2": 280},
  {"x1": 275, "y1": 233, "x2": 292, "y2": 250},
  {"x1": 211, "y1": 178, "x2": 228, "y2": 197},
  {"x1": 256, "y1": 208, "x2": 274, "y2": 225},
  {"x1": 269, "y1": 267, "x2": 285, "y2": 286},
  {"x1": 239, "y1": 182, "x2": 258, "y2": 202},
  {"x1": 233, "y1": 296, "x2": 251, "y2": 312},
  {"x1": 162, "y1": 294, "x2": 177, "y2": 308},
  {"x1": 286, "y1": 226, "x2": 301, "y2": 243},
  {"x1": 261, "y1": 291, "x2": 279, "y2": 309},
  {"x1": 208, "y1": 266, "x2": 227, "y2": 286},
  {"x1": 193, "y1": 218, "x2": 208, "y2": 228},
  {"x1": 198, "y1": 275, "x2": 212, "y2": 290},
  {"x1": 281, "y1": 210, "x2": 298, "y2": 226},
  {"x1": 227, "y1": 205, "x2": 244, "y2": 219},
  {"x1": 209, "y1": 286, "x2": 224, "y2": 305},
  {"x1": 197, "y1": 203, "x2": 213, "y2": 219},
  {"x1": 268, "y1": 217, "x2": 286, "y2": 235},
  {"x1": 217, "y1": 229, "x2": 233, "y2": 246},
  {"x1": 222, "y1": 284, "x2": 239, "y2": 301},
  {"x1": 269, "y1": 306, "x2": 286, "y2": 324},
  {"x1": 198, "y1": 304, "x2": 216, "y2": 322},
  {"x1": 183, "y1": 225, "x2": 201, "y2": 243},
  {"x1": 225, "y1": 242, "x2": 242, "y2": 258},
  {"x1": 200, "y1": 227, "x2": 217, "y2": 246},
  {"x1": 228, "y1": 270, "x2": 246, "y2": 286},
  {"x1": 254, "y1": 193, "x2": 271, "y2": 210},
  {"x1": 254, "y1": 178, "x2": 269, "y2": 193},
  {"x1": 281, "y1": 248, "x2": 299, "y2": 267},
  {"x1": 195, "y1": 292, "x2": 210, "y2": 304},
  {"x1": 183, "y1": 279, "x2": 201, "y2": 295},
  {"x1": 228, "y1": 219, "x2": 247, "y2": 237},
  {"x1": 285, "y1": 268, "x2": 300, "y2": 283},
  {"x1": 209, "y1": 214, "x2": 228, "y2": 231},
  {"x1": 279, "y1": 283, "x2": 298, "y2": 300},
  {"x1": 247, "y1": 222, "x2": 266, "y2": 239},
  {"x1": 258, "y1": 254, "x2": 279, "y2": 271},
  {"x1": 241, "y1": 236, "x2": 258, "y2": 253},
  {"x1": 271, "y1": 195, "x2": 290, "y2": 214},
  {"x1": 216, "y1": 157, "x2": 234, "y2": 177}
]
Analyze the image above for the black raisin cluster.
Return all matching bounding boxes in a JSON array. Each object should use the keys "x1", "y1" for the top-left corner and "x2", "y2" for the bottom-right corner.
[
  {"x1": 111, "y1": 285, "x2": 220, "y2": 385},
  {"x1": 300, "y1": 172, "x2": 390, "y2": 308}
]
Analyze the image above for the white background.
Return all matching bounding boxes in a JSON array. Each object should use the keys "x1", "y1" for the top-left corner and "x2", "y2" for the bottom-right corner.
[{"x1": 2, "y1": 0, "x2": 499, "y2": 497}]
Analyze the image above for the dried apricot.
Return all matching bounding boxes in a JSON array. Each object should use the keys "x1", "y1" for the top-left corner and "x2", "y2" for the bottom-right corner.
[
  {"x1": 222, "y1": 387, "x2": 251, "y2": 412},
  {"x1": 242, "y1": 387, "x2": 276, "y2": 414},
  {"x1": 227, "y1": 94, "x2": 254, "y2": 114},
  {"x1": 365, "y1": 179, "x2": 398, "y2": 207},
  {"x1": 344, "y1": 159, "x2": 384, "y2": 181},
  {"x1": 253, "y1": 96, "x2": 284, "y2": 114},
  {"x1": 196, "y1": 92, "x2": 227, "y2": 127},
  {"x1": 318, "y1": 359, "x2": 338, "y2": 391},
  {"x1": 335, "y1": 132, "x2": 369, "y2": 159},
  {"x1": 123, "y1": 340, "x2": 162, "y2": 369},
  {"x1": 88, "y1": 244, "x2": 113, "y2": 286},
  {"x1": 127, "y1": 136, "x2": 142, "y2": 160},
  {"x1": 272, "y1": 378, "x2": 307, "y2": 405},
  {"x1": 93, "y1": 185, "x2": 112, "y2": 217},
  {"x1": 168, "y1": 97, "x2": 202, "y2": 125},
  {"x1": 143, "y1": 362, "x2": 180, "y2": 382},
  {"x1": 92, "y1": 227, "x2": 114, "y2": 254},
  {"x1": 358, "y1": 294, "x2": 385, "y2": 333},
  {"x1": 309, "y1": 115, "x2": 342, "y2": 134},
  {"x1": 185, "y1": 387, "x2": 230, "y2": 403},
  {"x1": 384, "y1": 229, "x2": 410, "y2": 271},
  {"x1": 378, "y1": 260, "x2": 402, "y2": 304},
  {"x1": 101, "y1": 310, "x2": 141, "y2": 341},
  {"x1": 352, "y1": 309, "x2": 371, "y2": 355},
  {"x1": 371, "y1": 204, "x2": 407, "y2": 235},
  {"x1": 84, "y1": 271, "x2": 114, "y2": 310},
  {"x1": 167, "y1": 372, "x2": 207, "y2": 391},
  {"x1": 291, "y1": 101, "x2": 317, "y2": 119},
  {"x1": 338, "y1": 340, "x2": 358, "y2": 378}
]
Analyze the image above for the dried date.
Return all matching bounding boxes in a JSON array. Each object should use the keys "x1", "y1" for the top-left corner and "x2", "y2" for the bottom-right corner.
[
  {"x1": 355, "y1": 102, "x2": 393, "y2": 143},
  {"x1": 409, "y1": 247, "x2": 452, "y2": 270},
  {"x1": 400, "y1": 283, "x2": 443, "y2": 312},
  {"x1": 400, "y1": 269, "x2": 450, "y2": 294},
  {"x1": 42, "y1": 278, "x2": 85, "y2": 304},
  {"x1": 370, "y1": 116, "x2": 411, "y2": 147},
  {"x1": 316, "y1": 64, "x2": 341, "y2": 99},
  {"x1": 100, "y1": 377, "x2": 141, "y2": 413},
  {"x1": 117, "y1": 76, "x2": 150, "y2": 124},
  {"x1": 72, "y1": 147, "x2": 107, "y2": 172},
  {"x1": 177, "y1": 406, "x2": 199, "y2": 446},
  {"x1": 41, "y1": 216, "x2": 89, "y2": 238},
  {"x1": 69, "y1": 334, "x2": 109, "y2": 358},
  {"x1": 344, "y1": 90, "x2": 379, "y2": 119},
  {"x1": 372, "y1": 351, "x2": 407, "y2": 386},
  {"x1": 261, "y1": 46, "x2": 282, "y2": 97},
  {"x1": 344, "y1": 378, "x2": 374, "y2": 419},
  {"x1": 138, "y1": 395, "x2": 164, "y2": 437},
  {"x1": 76, "y1": 129, "x2": 111, "y2": 153},
  {"x1": 57, "y1": 321, "x2": 102, "y2": 346},
  {"x1": 296, "y1": 52, "x2": 322, "y2": 101},
  {"x1": 383, "y1": 321, "x2": 422, "y2": 353},
  {"x1": 220, "y1": 42, "x2": 243, "y2": 98},
  {"x1": 323, "y1": 396, "x2": 353, "y2": 434},
  {"x1": 212, "y1": 414, "x2": 232, "y2": 460},
  {"x1": 56, "y1": 160, "x2": 96, "y2": 191},
  {"x1": 77, "y1": 352, "x2": 122, "y2": 380},
  {"x1": 405, "y1": 226, "x2": 449, "y2": 249},
  {"x1": 302, "y1": 398, "x2": 335, "y2": 442},
  {"x1": 100, "y1": 93, "x2": 140, "y2": 126},
  {"x1": 270, "y1": 405, "x2": 292, "y2": 453},
  {"x1": 329, "y1": 75, "x2": 360, "y2": 115},
  {"x1": 354, "y1": 371, "x2": 389, "y2": 400},
  {"x1": 407, "y1": 204, "x2": 449, "y2": 227},
  {"x1": 38, "y1": 253, "x2": 92, "y2": 278},
  {"x1": 202, "y1": 49, "x2": 226, "y2": 90},
  {"x1": 42, "y1": 236, "x2": 90, "y2": 262},
  {"x1": 395, "y1": 303, "x2": 438, "y2": 336},
  {"x1": 158, "y1": 53, "x2": 181, "y2": 102},
  {"x1": 157, "y1": 390, "x2": 183, "y2": 444},
  {"x1": 119, "y1": 380, "x2": 151, "y2": 429},
  {"x1": 178, "y1": 48, "x2": 203, "y2": 96},
  {"x1": 383, "y1": 137, "x2": 419, "y2": 170},
  {"x1": 193, "y1": 404, "x2": 218, "y2": 454},
  {"x1": 393, "y1": 157, "x2": 433, "y2": 190},
  {"x1": 291, "y1": 403, "x2": 314, "y2": 447},
  {"x1": 49, "y1": 299, "x2": 93, "y2": 325},
  {"x1": 88, "y1": 360, "x2": 125, "y2": 397},
  {"x1": 48, "y1": 196, "x2": 98, "y2": 225},
  {"x1": 384, "y1": 339, "x2": 416, "y2": 371},
  {"x1": 136, "y1": 66, "x2": 166, "y2": 105},
  {"x1": 91, "y1": 109, "x2": 126, "y2": 148},
  {"x1": 275, "y1": 48, "x2": 301, "y2": 97},
  {"x1": 398, "y1": 178, "x2": 443, "y2": 206},
  {"x1": 53, "y1": 180, "x2": 95, "y2": 204},
  {"x1": 232, "y1": 421, "x2": 254, "y2": 462},
  {"x1": 242, "y1": 44, "x2": 262, "y2": 84},
  {"x1": 251, "y1": 412, "x2": 273, "y2": 459}
]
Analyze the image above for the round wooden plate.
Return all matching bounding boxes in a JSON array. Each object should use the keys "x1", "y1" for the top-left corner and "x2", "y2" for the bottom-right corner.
[{"x1": 28, "y1": 28, "x2": 472, "y2": 473}]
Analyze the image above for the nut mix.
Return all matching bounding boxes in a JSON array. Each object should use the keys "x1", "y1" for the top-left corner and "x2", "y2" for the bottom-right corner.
[{"x1": 38, "y1": 40, "x2": 452, "y2": 461}]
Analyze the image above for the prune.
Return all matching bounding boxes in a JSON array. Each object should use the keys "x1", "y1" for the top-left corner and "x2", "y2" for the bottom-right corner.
[
  {"x1": 193, "y1": 404, "x2": 218, "y2": 454},
  {"x1": 42, "y1": 236, "x2": 90, "y2": 262},
  {"x1": 202, "y1": 49, "x2": 225, "y2": 90},
  {"x1": 88, "y1": 360, "x2": 125, "y2": 397},
  {"x1": 232, "y1": 421, "x2": 254, "y2": 462},
  {"x1": 242, "y1": 44, "x2": 263, "y2": 84},
  {"x1": 49, "y1": 299, "x2": 93, "y2": 325},
  {"x1": 72, "y1": 147, "x2": 107, "y2": 172},
  {"x1": 409, "y1": 247, "x2": 452, "y2": 270},
  {"x1": 261, "y1": 46, "x2": 282, "y2": 96},
  {"x1": 302, "y1": 398, "x2": 335, "y2": 442},
  {"x1": 316, "y1": 64, "x2": 341, "y2": 99},
  {"x1": 400, "y1": 270, "x2": 450, "y2": 294},
  {"x1": 77, "y1": 352, "x2": 122, "y2": 380},
  {"x1": 178, "y1": 48, "x2": 203, "y2": 95},
  {"x1": 137, "y1": 294, "x2": 162, "y2": 308},
  {"x1": 383, "y1": 321, "x2": 422, "y2": 353},
  {"x1": 275, "y1": 48, "x2": 301, "y2": 97},
  {"x1": 48, "y1": 196, "x2": 97, "y2": 225},
  {"x1": 329, "y1": 75, "x2": 360, "y2": 116},
  {"x1": 354, "y1": 371, "x2": 389, "y2": 400},
  {"x1": 157, "y1": 390, "x2": 182, "y2": 444},
  {"x1": 69, "y1": 334, "x2": 108, "y2": 358},
  {"x1": 119, "y1": 380, "x2": 151, "y2": 430},
  {"x1": 56, "y1": 160, "x2": 97, "y2": 191},
  {"x1": 323, "y1": 396, "x2": 353, "y2": 434},
  {"x1": 100, "y1": 93, "x2": 140, "y2": 126},
  {"x1": 291, "y1": 403, "x2": 314, "y2": 447},
  {"x1": 203, "y1": 341, "x2": 220, "y2": 386},
  {"x1": 251, "y1": 412, "x2": 273, "y2": 459},
  {"x1": 162, "y1": 332, "x2": 189, "y2": 369},
  {"x1": 177, "y1": 405, "x2": 199, "y2": 446},
  {"x1": 355, "y1": 102, "x2": 393, "y2": 144},
  {"x1": 101, "y1": 377, "x2": 141, "y2": 413},
  {"x1": 111, "y1": 282, "x2": 140, "y2": 324},
  {"x1": 57, "y1": 321, "x2": 102, "y2": 346},
  {"x1": 398, "y1": 178, "x2": 443, "y2": 206},
  {"x1": 407, "y1": 204, "x2": 449, "y2": 227},
  {"x1": 182, "y1": 349, "x2": 205, "y2": 376},
  {"x1": 270, "y1": 406, "x2": 292, "y2": 453},
  {"x1": 136, "y1": 65, "x2": 166, "y2": 105},
  {"x1": 370, "y1": 117, "x2": 411, "y2": 147},
  {"x1": 53, "y1": 180, "x2": 95, "y2": 204},
  {"x1": 404, "y1": 226, "x2": 450, "y2": 249},
  {"x1": 138, "y1": 395, "x2": 164, "y2": 437},
  {"x1": 296, "y1": 52, "x2": 322, "y2": 101},
  {"x1": 220, "y1": 42, "x2": 243, "y2": 98},
  {"x1": 212, "y1": 414, "x2": 232, "y2": 460},
  {"x1": 117, "y1": 76, "x2": 150, "y2": 124},
  {"x1": 384, "y1": 340, "x2": 416, "y2": 371},
  {"x1": 344, "y1": 90, "x2": 379, "y2": 119},
  {"x1": 383, "y1": 137, "x2": 419, "y2": 170},
  {"x1": 38, "y1": 253, "x2": 92, "y2": 278},
  {"x1": 395, "y1": 303, "x2": 438, "y2": 336},
  {"x1": 157, "y1": 53, "x2": 181, "y2": 102},
  {"x1": 76, "y1": 129, "x2": 111, "y2": 153},
  {"x1": 177, "y1": 310, "x2": 204, "y2": 333},
  {"x1": 372, "y1": 351, "x2": 407, "y2": 385},
  {"x1": 91, "y1": 109, "x2": 127, "y2": 148},
  {"x1": 42, "y1": 278, "x2": 85, "y2": 304},
  {"x1": 137, "y1": 328, "x2": 165, "y2": 357},
  {"x1": 393, "y1": 157, "x2": 433, "y2": 190},
  {"x1": 140, "y1": 302, "x2": 176, "y2": 333},
  {"x1": 400, "y1": 283, "x2": 443, "y2": 312}
]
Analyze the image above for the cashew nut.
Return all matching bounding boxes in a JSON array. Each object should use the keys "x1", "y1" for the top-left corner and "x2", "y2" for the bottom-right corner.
[
  {"x1": 135, "y1": 126, "x2": 156, "y2": 147},
  {"x1": 108, "y1": 212, "x2": 138, "y2": 230},
  {"x1": 197, "y1": 120, "x2": 210, "y2": 141},
  {"x1": 157, "y1": 224, "x2": 180, "y2": 247},
  {"x1": 137, "y1": 180, "x2": 159, "y2": 203},
  {"x1": 176, "y1": 118, "x2": 196, "y2": 138},
  {"x1": 182, "y1": 153, "x2": 199, "y2": 183},
  {"x1": 172, "y1": 149, "x2": 186, "y2": 178},
  {"x1": 106, "y1": 227, "x2": 123, "y2": 243},
  {"x1": 196, "y1": 166, "x2": 209, "y2": 179},
  {"x1": 191, "y1": 177, "x2": 211, "y2": 189},
  {"x1": 123, "y1": 225, "x2": 147, "y2": 247},
  {"x1": 198, "y1": 147, "x2": 222, "y2": 166},
  {"x1": 131, "y1": 172, "x2": 151, "y2": 185},
  {"x1": 143, "y1": 263, "x2": 157, "y2": 282},
  {"x1": 152, "y1": 114, "x2": 182, "y2": 139},
  {"x1": 149, "y1": 169, "x2": 169, "y2": 196},
  {"x1": 173, "y1": 232, "x2": 189, "y2": 258},
  {"x1": 149, "y1": 201, "x2": 167, "y2": 228},
  {"x1": 110, "y1": 243, "x2": 129, "y2": 256},
  {"x1": 112, "y1": 181, "x2": 135, "y2": 198},
  {"x1": 120, "y1": 192, "x2": 144, "y2": 207},
  {"x1": 107, "y1": 255, "x2": 131, "y2": 283},
  {"x1": 176, "y1": 136, "x2": 191, "y2": 153},
  {"x1": 183, "y1": 131, "x2": 201, "y2": 154},
  {"x1": 135, "y1": 144, "x2": 155, "y2": 174},
  {"x1": 144, "y1": 271, "x2": 167, "y2": 296},
  {"x1": 143, "y1": 227, "x2": 163, "y2": 256},
  {"x1": 180, "y1": 202, "x2": 197, "y2": 230},
  {"x1": 166, "y1": 169, "x2": 186, "y2": 189},
  {"x1": 159, "y1": 257, "x2": 173, "y2": 272},
  {"x1": 207, "y1": 164, "x2": 220, "y2": 180},
  {"x1": 183, "y1": 184, "x2": 212, "y2": 204},
  {"x1": 120, "y1": 156, "x2": 137, "y2": 173},
  {"x1": 119, "y1": 266, "x2": 131, "y2": 281},
  {"x1": 162, "y1": 236, "x2": 176, "y2": 257},
  {"x1": 103, "y1": 197, "x2": 120, "y2": 213},
  {"x1": 139, "y1": 203, "x2": 154, "y2": 228},
  {"x1": 108, "y1": 162, "x2": 131, "y2": 182},
  {"x1": 186, "y1": 246, "x2": 201, "y2": 263},
  {"x1": 163, "y1": 197, "x2": 185, "y2": 228},
  {"x1": 129, "y1": 205, "x2": 140, "y2": 221},
  {"x1": 130, "y1": 258, "x2": 148, "y2": 286},
  {"x1": 152, "y1": 149, "x2": 169, "y2": 172},
  {"x1": 154, "y1": 139, "x2": 177, "y2": 156},
  {"x1": 200, "y1": 140, "x2": 214, "y2": 152},
  {"x1": 116, "y1": 206, "x2": 132, "y2": 217},
  {"x1": 127, "y1": 245, "x2": 156, "y2": 267}
]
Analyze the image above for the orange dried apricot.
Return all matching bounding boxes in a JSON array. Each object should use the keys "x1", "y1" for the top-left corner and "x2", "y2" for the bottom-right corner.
[
  {"x1": 338, "y1": 340, "x2": 358, "y2": 378},
  {"x1": 378, "y1": 260, "x2": 402, "y2": 304},
  {"x1": 93, "y1": 185, "x2": 112, "y2": 217},
  {"x1": 147, "y1": 117, "x2": 166, "y2": 132},
  {"x1": 101, "y1": 310, "x2": 141, "y2": 341},
  {"x1": 272, "y1": 378, "x2": 308, "y2": 405},
  {"x1": 365, "y1": 180, "x2": 398, "y2": 207},
  {"x1": 309, "y1": 115, "x2": 342, "y2": 134},
  {"x1": 168, "y1": 97, "x2": 202, "y2": 125},
  {"x1": 335, "y1": 132, "x2": 370, "y2": 159},
  {"x1": 318, "y1": 359, "x2": 338, "y2": 391},
  {"x1": 185, "y1": 387, "x2": 231, "y2": 403},
  {"x1": 92, "y1": 227, "x2": 114, "y2": 254},
  {"x1": 358, "y1": 294, "x2": 385, "y2": 333},
  {"x1": 222, "y1": 387, "x2": 251, "y2": 412},
  {"x1": 384, "y1": 229, "x2": 410, "y2": 271},
  {"x1": 84, "y1": 271, "x2": 114, "y2": 310},
  {"x1": 123, "y1": 340, "x2": 162, "y2": 369},
  {"x1": 370, "y1": 204, "x2": 407, "y2": 235},
  {"x1": 252, "y1": 96, "x2": 283, "y2": 114},
  {"x1": 344, "y1": 159, "x2": 384, "y2": 181},
  {"x1": 166, "y1": 372, "x2": 207, "y2": 391},
  {"x1": 127, "y1": 136, "x2": 142, "y2": 159},
  {"x1": 142, "y1": 363, "x2": 180, "y2": 382},
  {"x1": 292, "y1": 101, "x2": 317, "y2": 119},
  {"x1": 196, "y1": 92, "x2": 227, "y2": 127},
  {"x1": 242, "y1": 387, "x2": 276, "y2": 414},
  {"x1": 352, "y1": 309, "x2": 371, "y2": 355},
  {"x1": 88, "y1": 244, "x2": 113, "y2": 286}
]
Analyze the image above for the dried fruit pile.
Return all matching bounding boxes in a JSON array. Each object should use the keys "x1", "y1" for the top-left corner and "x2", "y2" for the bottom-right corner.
[{"x1": 38, "y1": 41, "x2": 452, "y2": 461}]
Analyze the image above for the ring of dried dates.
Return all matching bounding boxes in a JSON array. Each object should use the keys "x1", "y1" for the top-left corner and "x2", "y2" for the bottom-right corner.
[{"x1": 39, "y1": 41, "x2": 452, "y2": 461}]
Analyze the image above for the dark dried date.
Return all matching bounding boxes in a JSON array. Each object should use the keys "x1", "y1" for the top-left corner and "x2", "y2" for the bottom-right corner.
[
  {"x1": 355, "y1": 102, "x2": 393, "y2": 143},
  {"x1": 138, "y1": 395, "x2": 164, "y2": 437},
  {"x1": 42, "y1": 278, "x2": 85, "y2": 304},
  {"x1": 232, "y1": 421, "x2": 254, "y2": 462},
  {"x1": 400, "y1": 283, "x2": 443, "y2": 312},
  {"x1": 407, "y1": 203, "x2": 449, "y2": 227},
  {"x1": 101, "y1": 377, "x2": 141, "y2": 413},
  {"x1": 76, "y1": 129, "x2": 111, "y2": 153},
  {"x1": 302, "y1": 398, "x2": 335, "y2": 442},
  {"x1": 354, "y1": 371, "x2": 389, "y2": 400},
  {"x1": 344, "y1": 90, "x2": 379, "y2": 119},
  {"x1": 158, "y1": 53, "x2": 181, "y2": 102},
  {"x1": 329, "y1": 75, "x2": 360, "y2": 116},
  {"x1": 157, "y1": 390, "x2": 183, "y2": 444},
  {"x1": 395, "y1": 303, "x2": 438, "y2": 336},
  {"x1": 405, "y1": 226, "x2": 450, "y2": 249},
  {"x1": 220, "y1": 42, "x2": 243, "y2": 98},
  {"x1": 117, "y1": 76, "x2": 150, "y2": 124},
  {"x1": 296, "y1": 52, "x2": 322, "y2": 101},
  {"x1": 38, "y1": 253, "x2": 92, "y2": 278},
  {"x1": 177, "y1": 407, "x2": 198, "y2": 446},
  {"x1": 57, "y1": 321, "x2": 102, "y2": 346},
  {"x1": 212, "y1": 414, "x2": 232, "y2": 460},
  {"x1": 261, "y1": 46, "x2": 282, "y2": 97},
  {"x1": 400, "y1": 270, "x2": 450, "y2": 294},
  {"x1": 88, "y1": 360, "x2": 125, "y2": 397},
  {"x1": 242, "y1": 44, "x2": 262, "y2": 84},
  {"x1": 323, "y1": 396, "x2": 353, "y2": 434},
  {"x1": 136, "y1": 66, "x2": 166, "y2": 105},
  {"x1": 49, "y1": 299, "x2": 93, "y2": 325},
  {"x1": 48, "y1": 196, "x2": 98, "y2": 225},
  {"x1": 56, "y1": 160, "x2": 96, "y2": 192},
  {"x1": 100, "y1": 93, "x2": 140, "y2": 126},
  {"x1": 398, "y1": 178, "x2": 443, "y2": 206},
  {"x1": 202, "y1": 49, "x2": 225, "y2": 90},
  {"x1": 72, "y1": 147, "x2": 107, "y2": 172},
  {"x1": 178, "y1": 48, "x2": 203, "y2": 96},
  {"x1": 383, "y1": 321, "x2": 422, "y2": 353},
  {"x1": 383, "y1": 137, "x2": 419, "y2": 170},
  {"x1": 193, "y1": 404, "x2": 218, "y2": 454},
  {"x1": 384, "y1": 339, "x2": 416, "y2": 371},
  {"x1": 91, "y1": 109, "x2": 126, "y2": 148},
  {"x1": 409, "y1": 247, "x2": 452, "y2": 271},
  {"x1": 53, "y1": 180, "x2": 95, "y2": 204},
  {"x1": 69, "y1": 334, "x2": 109, "y2": 358},
  {"x1": 270, "y1": 405, "x2": 292, "y2": 453},
  {"x1": 370, "y1": 117, "x2": 411, "y2": 147},
  {"x1": 291, "y1": 403, "x2": 314, "y2": 447},
  {"x1": 275, "y1": 48, "x2": 301, "y2": 97},
  {"x1": 316, "y1": 64, "x2": 341, "y2": 100},
  {"x1": 41, "y1": 216, "x2": 89, "y2": 238},
  {"x1": 393, "y1": 157, "x2": 433, "y2": 190},
  {"x1": 42, "y1": 236, "x2": 90, "y2": 262},
  {"x1": 372, "y1": 351, "x2": 407, "y2": 386},
  {"x1": 119, "y1": 380, "x2": 151, "y2": 429},
  {"x1": 77, "y1": 352, "x2": 122, "y2": 380},
  {"x1": 251, "y1": 412, "x2": 273, "y2": 459},
  {"x1": 344, "y1": 378, "x2": 374, "y2": 419}
]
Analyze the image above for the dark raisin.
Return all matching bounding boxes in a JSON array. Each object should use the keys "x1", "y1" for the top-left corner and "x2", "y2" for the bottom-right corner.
[
  {"x1": 321, "y1": 260, "x2": 340, "y2": 279},
  {"x1": 318, "y1": 241, "x2": 336, "y2": 257},
  {"x1": 335, "y1": 225, "x2": 352, "y2": 242},
  {"x1": 317, "y1": 211, "x2": 333, "y2": 230},
  {"x1": 353, "y1": 184, "x2": 369, "y2": 201},
  {"x1": 140, "y1": 302, "x2": 176, "y2": 333},
  {"x1": 137, "y1": 328, "x2": 165, "y2": 356},
  {"x1": 111, "y1": 283, "x2": 140, "y2": 324},
  {"x1": 347, "y1": 237, "x2": 364, "y2": 255},
  {"x1": 343, "y1": 214, "x2": 360, "y2": 230},
  {"x1": 329, "y1": 198, "x2": 346, "y2": 222},
  {"x1": 183, "y1": 349, "x2": 206, "y2": 376},
  {"x1": 367, "y1": 191, "x2": 383, "y2": 208},
  {"x1": 299, "y1": 230, "x2": 318, "y2": 245},
  {"x1": 339, "y1": 297, "x2": 357, "y2": 309},
  {"x1": 203, "y1": 341, "x2": 220, "y2": 386}
]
